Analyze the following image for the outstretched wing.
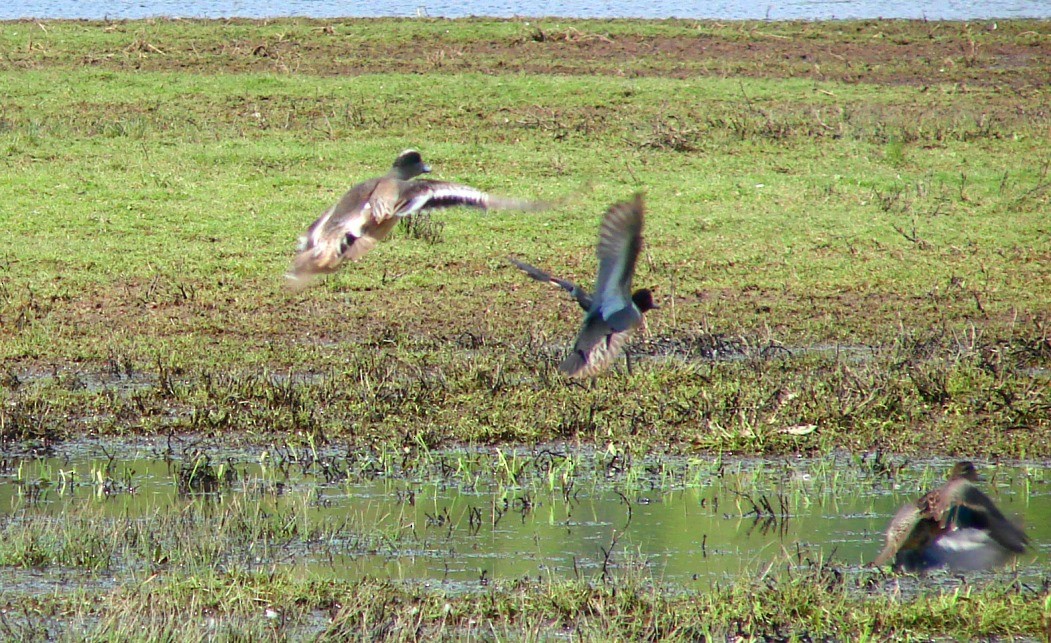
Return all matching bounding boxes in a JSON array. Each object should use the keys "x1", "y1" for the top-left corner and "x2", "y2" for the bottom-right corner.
[
  {"x1": 593, "y1": 195, "x2": 644, "y2": 329},
  {"x1": 384, "y1": 180, "x2": 549, "y2": 221},
  {"x1": 287, "y1": 179, "x2": 383, "y2": 287},
  {"x1": 929, "y1": 481, "x2": 1029, "y2": 554},
  {"x1": 288, "y1": 178, "x2": 546, "y2": 287},
  {"x1": 558, "y1": 195, "x2": 647, "y2": 378},
  {"x1": 508, "y1": 258, "x2": 592, "y2": 311},
  {"x1": 874, "y1": 503, "x2": 935, "y2": 567}
]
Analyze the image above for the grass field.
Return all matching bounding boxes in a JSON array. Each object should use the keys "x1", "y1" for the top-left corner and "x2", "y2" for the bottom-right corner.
[
  {"x1": 0, "y1": 17, "x2": 1049, "y2": 638},
  {"x1": 1, "y1": 17, "x2": 1048, "y2": 456}
]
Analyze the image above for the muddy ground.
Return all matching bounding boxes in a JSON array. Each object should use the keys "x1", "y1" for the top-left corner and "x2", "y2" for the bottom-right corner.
[{"x1": 4, "y1": 18, "x2": 1049, "y2": 89}]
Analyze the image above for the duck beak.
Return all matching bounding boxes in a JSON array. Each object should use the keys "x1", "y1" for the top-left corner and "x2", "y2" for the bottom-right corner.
[{"x1": 421, "y1": 164, "x2": 432, "y2": 173}]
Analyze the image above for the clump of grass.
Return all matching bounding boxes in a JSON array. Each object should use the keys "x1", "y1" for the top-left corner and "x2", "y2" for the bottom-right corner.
[
  {"x1": 398, "y1": 211, "x2": 445, "y2": 245},
  {"x1": 175, "y1": 453, "x2": 238, "y2": 494},
  {"x1": 0, "y1": 505, "x2": 120, "y2": 571},
  {"x1": 0, "y1": 482, "x2": 395, "y2": 576},
  {"x1": 637, "y1": 116, "x2": 700, "y2": 152},
  {"x1": 1, "y1": 323, "x2": 1047, "y2": 456}
]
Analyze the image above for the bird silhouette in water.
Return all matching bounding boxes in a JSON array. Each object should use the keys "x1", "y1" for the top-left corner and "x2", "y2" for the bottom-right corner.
[
  {"x1": 874, "y1": 461, "x2": 1029, "y2": 573},
  {"x1": 288, "y1": 149, "x2": 547, "y2": 289},
  {"x1": 510, "y1": 194, "x2": 658, "y2": 378}
]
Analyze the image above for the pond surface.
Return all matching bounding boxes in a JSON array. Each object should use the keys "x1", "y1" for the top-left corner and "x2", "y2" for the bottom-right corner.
[
  {"x1": 4, "y1": 0, "x2": 1050, "y2": 21},
  {"x1": 0, "y1": 439, "x2": 1046, "y2": 593}
]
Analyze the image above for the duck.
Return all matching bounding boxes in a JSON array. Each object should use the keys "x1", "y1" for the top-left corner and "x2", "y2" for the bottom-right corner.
[
  {"x1": 510, "y1": 194, "x2": 658, "y2": 378},
  {"x1": 874, "y1": 461, "x2": 1029, "y2": 573},
  {"x1": 288, "y1": 149, "x2": 546, "y2": 289}
]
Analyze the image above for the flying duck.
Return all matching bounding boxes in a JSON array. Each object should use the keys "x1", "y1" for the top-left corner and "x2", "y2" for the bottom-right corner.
[
  {"x1": 874, "y1": 461, "x2": 1029, "y2": 573},
  {"x1": 288, "y1": 149, "x2": 546, "y2": 288},
  {"x1": 511, "y1": 194, "x2": 658, "y2": 378}
]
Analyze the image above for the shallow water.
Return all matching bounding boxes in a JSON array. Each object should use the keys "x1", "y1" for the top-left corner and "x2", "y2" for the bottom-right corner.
[
  {"x1": 0, "y1": 440, "x2": 1046, "y2": 593},
  {"x1": 4, "y1": 0, "x2": 1050, "y2": 20}
]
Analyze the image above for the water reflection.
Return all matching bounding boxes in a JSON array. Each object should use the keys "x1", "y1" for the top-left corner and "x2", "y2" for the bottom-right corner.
[
  {"x1": 4, "y1": 0, "x2": 1050, "y2": 21},
  {"x1": 0, "y1": 443, "x2": 1046, "y2": 592}
]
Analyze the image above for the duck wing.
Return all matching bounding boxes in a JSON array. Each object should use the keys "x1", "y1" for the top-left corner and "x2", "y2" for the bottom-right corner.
[
  {"x1": 593, "y1": 195, "x2": 645, "y2": 331},
  {"x1": 381, "y1": 179, "x2": 549, "y2": 221},
  {"x1": 331, "y1": 179, "x2": 522, "y2": 263},
  {"x1": 287, "y1": 178, "x2": 383, "y2": 287},
  {"x1": 874, "y1": 502, "x2": 941, "y2": 568},
  {"x1": 288, "y1": 179, "x2": 546, "y2": 287},
  {"x1": 558, "y1": 314, "x2": 635, "y2": 378},
  {"x1": 927, "y1": 528, "x2": 1018, "y2": 572},
  {"x1": 508, "y1": 258, "x2": 592, "y2": 311},
  {"x1": 926, "y1": 480, "x2": 1029, "y2": 554}
]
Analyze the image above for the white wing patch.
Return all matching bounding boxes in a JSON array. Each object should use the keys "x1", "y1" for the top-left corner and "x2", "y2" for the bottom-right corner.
[
  {"x1": 399, "y1": 185, "x2": 489, "y2": 219},
  {"x1": 306, "y1": 205, "x2": 337, "y2": 247},
  {"x1": 342, "y1": 208, "x2": 369, "y2": 238}
]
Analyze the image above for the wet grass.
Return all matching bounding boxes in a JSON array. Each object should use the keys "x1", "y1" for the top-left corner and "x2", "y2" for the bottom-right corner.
[
  {"x1": 2, "y1": 325, "x2": 1048, "y2": 457},
  {"x1": 0, "y1": 445, "x2": 1047, "y2": 639},
  {"x1": 2, "y1": 562, "x2": 1047, "y2": 640}
]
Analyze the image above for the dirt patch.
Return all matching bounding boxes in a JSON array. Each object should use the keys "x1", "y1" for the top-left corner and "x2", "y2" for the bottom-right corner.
[{"x1": 5, "y1": 18, "x2": 1050, "y2": 88}]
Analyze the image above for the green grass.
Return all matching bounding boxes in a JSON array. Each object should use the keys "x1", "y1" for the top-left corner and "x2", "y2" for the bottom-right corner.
[
  {"x1": 1, "y1": 18, "x2": 1049, "y2": 639},
  {"x1": 0, "y1": 557, "x2": 1045, "y2": 640},
  {"x1": 0, "y1": 18, "x2": 1048, "y2": 456}
]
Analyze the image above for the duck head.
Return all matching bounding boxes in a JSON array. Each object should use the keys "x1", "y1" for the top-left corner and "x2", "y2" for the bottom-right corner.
[
  {"x1": 631, "y1": 288, "x2": 659, "y2": 313},
  {"x1": 391, "y1": 149, "x2": 431, "y2": 180},
  {"x1": 949, "y1": 461, "x2": 980, "y2": 482}
]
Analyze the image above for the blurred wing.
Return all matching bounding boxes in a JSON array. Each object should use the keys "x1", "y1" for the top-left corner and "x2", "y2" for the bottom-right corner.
[
  {"x1": 508, "y1": 258, "x2": 592, "y2": 311},
  {"x1": 874, "y1": 503, "x2": 925, "y2": 567},
  {"x1": 392, "y1": 180, "x2": 548, "y2": 219},
  {"x1": 559, "y1": 317, "x2": 633, "y2": 379},
  {"x1": 340, "y1": 217, "x2": 397, "y2": 261},
  {"x1": 593, "y1": 195, "x2": 644, "y2": 326},
  {"x1": 948, "y1": 484, "x2": 1029, "y2": 553},
  {"x1": 929, "y1": 528, "x2": 1018, "y2": 572},
  {"x1": 287, "y1": 179, "x2": 382, "y2": 285},
  {"x1": 296, "y1": 180, "x2": 372, "y2": 251}
]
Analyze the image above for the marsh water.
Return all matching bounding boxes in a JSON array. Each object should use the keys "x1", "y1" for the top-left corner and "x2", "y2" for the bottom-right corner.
[
  {"x1": 1, "y1": 439, "x2": 1047, "y2": 593},
  {"x1": 4, "y1": 0, "x2": 1050, "y2": 20}
]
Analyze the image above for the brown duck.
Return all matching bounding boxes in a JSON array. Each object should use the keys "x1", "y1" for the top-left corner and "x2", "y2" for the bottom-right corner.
[
  {"x1": 874, "y1": 462, "x2": 1029, "y2": 572},
  {"x1": 288, "y1": 149, "x2": 546, "y2": 288}
]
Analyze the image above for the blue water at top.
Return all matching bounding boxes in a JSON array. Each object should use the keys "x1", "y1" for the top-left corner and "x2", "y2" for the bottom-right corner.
[{"x1": 3, "y1": 0, "x2": 1050, "y2": 21}]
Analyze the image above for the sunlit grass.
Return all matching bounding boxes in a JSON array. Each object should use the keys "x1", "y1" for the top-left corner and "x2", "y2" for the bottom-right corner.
[
  {"x1": 0, "y1": 549, "x2": 1044, "y2": 639},
  {"x1": 1, "y1": 320, "x2": 1048, "y2": 456},
  {"x1": 0, "y1": 17, "x2": 1048, "y2": 641}
]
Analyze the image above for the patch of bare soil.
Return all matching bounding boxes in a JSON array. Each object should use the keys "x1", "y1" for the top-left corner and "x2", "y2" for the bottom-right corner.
[{"x1": 8, "y1": 18, "x2": 1051, "y2": 89}]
